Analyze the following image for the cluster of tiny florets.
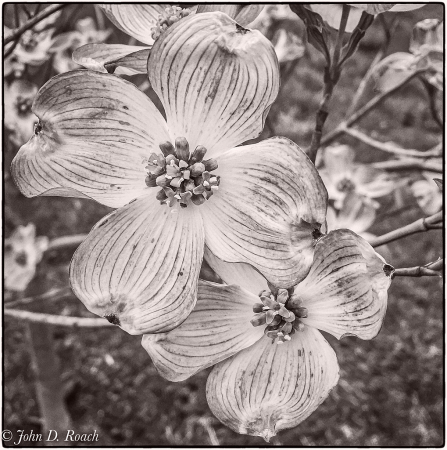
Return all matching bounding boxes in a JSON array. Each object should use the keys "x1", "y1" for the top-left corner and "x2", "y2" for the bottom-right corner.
[
  {"x1": 151, "y1": 6, "x2": 192, "y2": 41},
  {"x1": 143, "y1": 137, "x2": 220, "y2": 208},
  {"x1": 251, "y1": 286, "x2": 308, "y2": 344}
]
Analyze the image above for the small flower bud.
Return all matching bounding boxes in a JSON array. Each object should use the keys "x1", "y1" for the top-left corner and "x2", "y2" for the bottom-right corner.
[
  {"x1": 145, "y1": 174, "x2": 157, "y2": 187},
  {"x1": 170, "y1": 177, "x2": 184, "y2": 188},
  {"x1": 175, "y1": 137, "x2": 190, "y2": 161},
  {"x1": 190, "y1": 162, "x2": 206, "y2": 177},
  {"x1": 250, "y1": 312, "x2": 266, "y2": 327},
  {"x1": 193, "y1": 184, "x2": 205, "y2": 195},
  {"x1": 191, "y1": 194, "x2": 206, "y2": 206},
  {"x1": 156, "y1": 175, "x2": 170, "y2": 187},
  {"x1": 184, "y1": 180, "x2": 195, "y2": 191},
  {"x1": 159, "y1": 141, "x2": 175, "y2": 157},
  {"x1": 281, "y1": 322, "x2": 293, "y2": 335},
  {"x1": 190, "y1": 145, "x2": 207, "y2": 164},
  {"x1": 156, "y1": 189, "x2": 167, "y2": 201},
  {"x1": 166, "y1": 154, "x2": 179, "y2": 165},
  {"x1": 252, "y1": 303, "x2": 264, "y2": 313},
  {"x1": 203, "y1": 158, "x2": 218, "y2": 172}
]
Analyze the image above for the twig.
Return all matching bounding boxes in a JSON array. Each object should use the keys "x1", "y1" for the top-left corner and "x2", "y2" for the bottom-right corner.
[
  {"x1": 26, "y1": 322, "x2": 72, "y2": 446},
  {"x1": 5, "y1": 287, "x2": 72, "y2": 308},
  {"x1": 342, "y1": 127, "x2": 443, "y2": 158},
  {"x1": 198, "y1": 418, "x2": 220, "y2": 446},
  {"x1": 5, "y1": 309, "x2": 114, "y2": 327},
  {"x1": 346, "y1": 16, "x2": 397, "y2": 117},
  {"x1": 370, "y1": 211, "x2": 442, "y2": 248},
  {"x1": 4, "y1": 4, "x2": 68, "y2": 46},
  {"x1": 47, "y1": 234, "x2": 87, "y2": 252},
  {"x1": 14, "y1": 4, "x2": 20, "y2": 27},
  {"x1": 372, "y1": 159, "x2": 442, "y2": 173},
  {"x1": 4, "y1": 37, "x2": 20, "y2": 58},
  {"x1": 308, "y1": 5, "x2": 350, "y2": 163},
  {"x1": 22, "y1": 4, "x2": 33, "y2": 20},
  {"x1": 320, "y1": 70, "x2": 426, "y2": 147},
  {"x1": 392, "y1": 259, "x2": 443, "y2": 278}
]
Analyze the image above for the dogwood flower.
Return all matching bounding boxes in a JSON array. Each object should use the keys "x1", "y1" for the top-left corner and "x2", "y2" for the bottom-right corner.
[
  {"x1": 4, "y1": 224, "x2": 49, "y2": 292},
  {"x1": 73, "y1": 4, "x2": 264, "y2": 74},
  {"x1": 325, "y1": 191, "x2": 376, "y2": 236},
  {"x1": 50, "y1": 17, "x2": 112, "y2": 74},
  {"x1": 374, "y1": 19, "x2": 443, "y2": 93},
  {"x1": 5, "y1": 80, "x2": 38, "y2": 147},
  {"x1": 12, "y1": 12, "x2": 328, "y2": 335},
  {"x1": 319, "y1": 144, "x2": 395, "y2": 209},
  {"x1": 4, "y1": 11, "x2": 61, "y2": 77},
  {"x1": 143, "y1": 229, "x2": 392, "y2": 441}
]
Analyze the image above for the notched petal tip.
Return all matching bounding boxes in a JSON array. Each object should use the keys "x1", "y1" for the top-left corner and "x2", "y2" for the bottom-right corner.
[
  {"x1": 69, "y1": 194, "x2": 205, "y2": 336},
  {"x1": 298, "y1": 229, "x2": 392, "y2": 341},
  {"x1": 148, "y1": 12, "x2": 279, "y2": 158}
]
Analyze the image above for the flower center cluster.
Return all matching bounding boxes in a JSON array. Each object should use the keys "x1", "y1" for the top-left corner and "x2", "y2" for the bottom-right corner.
[
  {"x1": 151, "y1": 6, "x2": 192, "y2": 41},
  {"x1": 250, "y1": 287, "x2": 308, "y2": 344},
  {"x1": 15, "y1": 96, "x2": 33, "y2": 116},
  {"x1": 144, "y1": 137, "x2": 220, "y2": 208},
  {"x1": 20, "y1": 31, "x2": 39, "y2": 51},
  {"x1": 336, "y1": 178, "x2": 356, "y2": 193}
]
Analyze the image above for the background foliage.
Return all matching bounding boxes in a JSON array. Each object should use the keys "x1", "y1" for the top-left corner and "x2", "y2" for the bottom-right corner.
[{"x1": 4, "y1": 3, "x2": 444, "y2": 446}]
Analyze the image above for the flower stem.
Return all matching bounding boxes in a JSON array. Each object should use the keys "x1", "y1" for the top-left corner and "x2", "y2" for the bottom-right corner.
[
  {"x1": 345, "y1": 15, "x2": 397, "y2": 117},
  {"x1": 46, "y1": 234, "x2": 87, "y2": 252},
  {"x1": 372, "y1": 159, "x2": 442, "y2": 173},
  {"x1": 370, "y1": 211, "x2": 442, "y2": 248},
  {"x1": 5, "y1": 309, "x2": 114, "y2": 327},
  {"x1": 392, "y1": 259, "x2": 443, "y2": 278},
  {"x1": 308, "y1": 5, "x2": 350, "y2": 164},
  {"x1": 320, "y1": 70, "x2": 426, "y2": 147},
  {"x1": 343, "y1": 127, "x2": 442, "y2": 159}
]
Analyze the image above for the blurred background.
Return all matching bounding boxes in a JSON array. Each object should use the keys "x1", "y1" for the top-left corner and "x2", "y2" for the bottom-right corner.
[{"x1": 4, "y1": 3, "x2": 444, "y2": 446}]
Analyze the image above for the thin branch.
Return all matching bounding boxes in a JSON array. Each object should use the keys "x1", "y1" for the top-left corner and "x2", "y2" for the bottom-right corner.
[
  {"x1": 392, "y1": 259, "x2": 443, "y2": 278},
  {"x1": 4, "y1": 37, "x2": 20, "y2": 59},
  {"x1": 346, "y1": 16, "x2": 397, "y2": 117},
  {"x1": 46, "y1": 234, "x2": 87, "y2": 252},
  {"x1": 22, "y1": 4, "x2": 33, "y2": 20},
  {"x1": 308, "y1": 6, "x2": 350, "y2": 164},
  {"x1": 5, "y1": 287, "x2": 72, "y2": 308},
  {"x1": 4, "y1": 4, "x2": 68, "y2": 47},
  {"x1": 321, "y1": 69, "x2": 426, "y2": 147},
  {"x1": 372, "y1": 159, "x2": 443, "y2": 173},
  {"x1": 5, "y1": 309, "x2": 114, "y2": 327},
  {"x1": 331, "y1": 5, "x2": 350, "y2": 78},
  {"x1": 370, "y1": 211, "x2": 442, "y2": 248},
  {"x1": 342, "y1": 127, "x2": 443, "y2": 158}
]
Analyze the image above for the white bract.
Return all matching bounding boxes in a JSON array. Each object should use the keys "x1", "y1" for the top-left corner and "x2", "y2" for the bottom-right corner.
[
  {"x1": 143, "y1": 229, "x2": 392, "y2": 441},
  {"x1": 12, "y1": 12, "x2": 328, "y2": 335},
  {"x1": 5, "y1": 80, "x2": 38, "y2": 147},
  {"x1": 4, "y1": 224, "x2": 49, "y2": 292},
  {"x1": 50, "y1": 17, "x2": 112, "y2": 74},
  {"x1": 319, "y1": 144, "x2": 395, "y2": 209},
  {"x1": 73, "y1": 4, "x2": 264, "y2": 74}
]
